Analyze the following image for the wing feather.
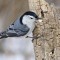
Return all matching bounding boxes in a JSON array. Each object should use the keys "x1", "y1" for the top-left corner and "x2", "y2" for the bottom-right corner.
[{"x1": 0, "y1": 19, "x2": 30, "y2": 39}]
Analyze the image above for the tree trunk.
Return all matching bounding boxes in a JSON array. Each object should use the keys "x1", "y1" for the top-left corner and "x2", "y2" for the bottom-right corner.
[{"x1": 28, "y1": 0, "x2": 60, "y2": 60}]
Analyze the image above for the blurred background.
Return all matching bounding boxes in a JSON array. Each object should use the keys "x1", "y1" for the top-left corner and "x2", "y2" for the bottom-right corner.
[
  {"x1": 45, "y1": 0, "x2": 60, "y2": 7},
  {"x1": 0, "y1": 0, "x2": 29, "y2": 32}
]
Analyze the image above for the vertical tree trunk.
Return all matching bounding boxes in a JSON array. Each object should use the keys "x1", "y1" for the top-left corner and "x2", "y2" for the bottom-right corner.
[{"x1": 28, "y1": 0, "x2": 60, "y2": 60}]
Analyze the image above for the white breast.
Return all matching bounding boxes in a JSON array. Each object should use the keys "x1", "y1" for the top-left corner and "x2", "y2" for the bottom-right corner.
[{"x1": 2, "y1": 33, "x2": 34, "y2": 53}]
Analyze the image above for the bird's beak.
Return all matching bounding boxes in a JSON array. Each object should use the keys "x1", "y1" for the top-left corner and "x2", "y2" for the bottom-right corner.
[
  {"x1": 36, "y1": 17, "x2": 43, "y2": 22},
  {"x1": 37, "y1": 17, "x2": 42, "y2": 20}
]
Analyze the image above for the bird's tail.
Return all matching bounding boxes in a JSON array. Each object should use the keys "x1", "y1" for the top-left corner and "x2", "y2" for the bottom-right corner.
[{"x1": 0, "y1": 31, "x2": 8, "y2": 39}]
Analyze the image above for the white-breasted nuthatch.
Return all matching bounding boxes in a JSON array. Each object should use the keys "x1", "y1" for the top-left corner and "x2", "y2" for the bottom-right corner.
[
  {"x1": 0, "y1": 11, "x2": 41, "y2": 39},
  {"x1": 0, "y1": 11, "x2": 42, "y2": 60}
]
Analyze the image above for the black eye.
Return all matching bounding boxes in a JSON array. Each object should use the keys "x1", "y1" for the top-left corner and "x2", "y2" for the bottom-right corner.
[
  {"x1": 12, "y1": 23, "x2": 14, "y2": 25},
  {"x1": 30, "y1": 17, "x2": 33, "y2": 19}
]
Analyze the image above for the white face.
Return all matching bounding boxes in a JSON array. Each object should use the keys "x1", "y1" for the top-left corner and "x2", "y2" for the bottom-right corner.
[
  {"x1": 22, "y1": 15, "x2": 36, "y2": 33},
  {"x1": 22, "y1": 15, "x2": 36, "y2": 25}
]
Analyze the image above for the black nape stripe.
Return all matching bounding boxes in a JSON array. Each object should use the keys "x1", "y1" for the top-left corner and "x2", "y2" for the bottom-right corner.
[{"x1": 20, "y1": 15, "x2": 24, "y2": 25}]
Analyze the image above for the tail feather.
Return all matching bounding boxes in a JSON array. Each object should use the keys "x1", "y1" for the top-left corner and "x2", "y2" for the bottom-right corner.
[
  {"x1": 0, "y1": 31, "x2": 19, "y2": 39},
  {"x1": 0, "y1": 31, "x2": 8, "y2": 39}
]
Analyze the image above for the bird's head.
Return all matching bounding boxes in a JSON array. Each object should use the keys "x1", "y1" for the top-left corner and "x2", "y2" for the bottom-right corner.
[{"x1": 20, "y1": 11, "x2": 42, "y2": 25}]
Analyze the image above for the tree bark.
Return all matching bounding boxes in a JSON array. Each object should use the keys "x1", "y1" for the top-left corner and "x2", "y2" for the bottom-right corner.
[{"x1": 28, "y1": 0, "x2": 60, "y2": 60}]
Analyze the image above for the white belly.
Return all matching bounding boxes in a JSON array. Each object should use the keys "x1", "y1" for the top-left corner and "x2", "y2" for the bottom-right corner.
[
  {"x1": 0, "y1": 54, "x2": 25, "y2": 60},
  {"x1": 1, "y1": 33, "x2": 35, "y2": 60},
  {"x1": 2, "y1": 36, "x2": 33, "y2": 53}
]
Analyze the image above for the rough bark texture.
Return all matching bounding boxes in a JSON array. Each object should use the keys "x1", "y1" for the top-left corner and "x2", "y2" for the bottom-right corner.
[{"x1": 28, "y1": 0, "x2": 60, "y2": 60}]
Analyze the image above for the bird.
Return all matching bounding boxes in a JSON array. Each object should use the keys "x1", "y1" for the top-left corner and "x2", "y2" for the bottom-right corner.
[
  {"x1": 0, "y1": 11, "x2": 41, "y2": 39},
  {"x1": 0, "y1": 11, "x2": 42, "y2": 60}
]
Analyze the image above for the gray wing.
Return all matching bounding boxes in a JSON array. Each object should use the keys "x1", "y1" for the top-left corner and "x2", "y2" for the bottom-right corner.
[{"x1": 0, "y1": 18, "x2": 30, "y2": 39}]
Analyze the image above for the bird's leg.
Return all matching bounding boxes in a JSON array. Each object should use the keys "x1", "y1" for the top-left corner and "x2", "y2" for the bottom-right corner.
[{"x1": 26, "y1": 34, "x2": 44, "y2": 39}]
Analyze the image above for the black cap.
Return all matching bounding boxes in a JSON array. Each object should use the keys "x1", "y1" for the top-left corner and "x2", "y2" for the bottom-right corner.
[
  {"x1": 20, "y1": 11, "x2": 42, "y2": 24},
  {"x1": 23, "y1": 11, "x2": 39, "y2": 19}
]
